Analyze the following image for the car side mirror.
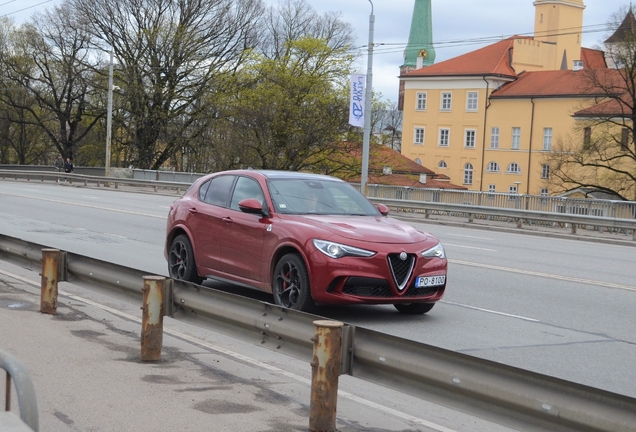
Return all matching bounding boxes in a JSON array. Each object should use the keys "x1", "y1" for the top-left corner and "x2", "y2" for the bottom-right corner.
[
  {"x1": 377, "y1": 203, "x2": 390, "y2": 216},
  {"x1": 238, "y1": 198, "x2": 270, "y2": 217}
]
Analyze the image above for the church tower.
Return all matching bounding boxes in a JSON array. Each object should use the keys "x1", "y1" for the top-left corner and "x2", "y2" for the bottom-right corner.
[{"x1": 398, "y1": 0, "x2": 435, "y2": 110}]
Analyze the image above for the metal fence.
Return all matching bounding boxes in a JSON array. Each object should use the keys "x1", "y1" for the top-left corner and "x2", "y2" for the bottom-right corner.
[
  {"x1": 361, "y1": 184, "x2": 636, "y2": 220},
  {"x1": 2, "y1": 165, "x2": 635, "y2": 220}
]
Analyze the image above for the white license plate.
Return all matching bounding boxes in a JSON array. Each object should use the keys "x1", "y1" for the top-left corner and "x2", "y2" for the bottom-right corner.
[{"x1": 415, "y1": 275, "x2": 446, "y2": 288}]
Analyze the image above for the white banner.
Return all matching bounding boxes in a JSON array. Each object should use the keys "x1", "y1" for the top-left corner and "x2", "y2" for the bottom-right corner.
[{"x1": 349, "y1": 74, "x2": 365, "y2": 128}]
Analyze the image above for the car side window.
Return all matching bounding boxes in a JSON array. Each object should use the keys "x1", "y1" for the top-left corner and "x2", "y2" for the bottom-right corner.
[
  {"x1": 198, "y1": 180, "x2": 211, "y2": 201},
  {"x1": 203, "y1": 175, "x2": 236, "y2": 207},
  {"x1": 230, "y1": 177, "x2": 265, "y2": 210}
]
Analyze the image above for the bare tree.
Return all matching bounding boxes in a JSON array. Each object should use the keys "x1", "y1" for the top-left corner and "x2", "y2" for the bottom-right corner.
[
  {"x1": 546, "y1": 6, "x2": 636, "y2": 201},
  {"x1": 0, "y1": 5, "x2": 103, "y2": 162},
  {"x1": 71, "y1": 0, "x2": 264, "y2": 169}
]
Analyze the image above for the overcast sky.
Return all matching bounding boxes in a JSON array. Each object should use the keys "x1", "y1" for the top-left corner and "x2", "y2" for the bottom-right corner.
[{"x1": 3, "y1": 0, "x2": 630, "y2": 103}]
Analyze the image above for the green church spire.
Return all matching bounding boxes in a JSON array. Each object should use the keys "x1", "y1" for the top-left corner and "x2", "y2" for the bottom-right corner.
[{"x1": 402, "y1": 0, "x2": 435, "y2": 69}]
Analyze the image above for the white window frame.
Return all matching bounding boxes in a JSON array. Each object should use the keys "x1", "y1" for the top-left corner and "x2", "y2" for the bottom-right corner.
[
  {"x1": 490, "y1": 127, "x2": 500, "y2": 149},
  {"x1": 486, "y1": 161, "x2": 499, "y2": 172},
  {"x1": 541, "y1": 164, "x2": 550, "y2": 179},
  {"x1": 440, "y1": 92, "x2": 452, "y2": 111},
  {"x1": 540, "y1": 188, "x2": 549, "y2": 196},
  {"x1": 512, "y1": 127, "x2": 521, "y2": 150},
  {"x1": 414, "y1": 127, "x2": 425, "y2": 145},
  {"x1": 543, "y1": 127, "x2": 553, "y2": 150},
  {"x1": 463, "y1": 163, "x2": 473, "y2": 185},
  {"x1": 438, "y1": 128, "x2": 450, "y2": 147},
  {"x1": 466, "y1": 91, "x2": 478, "y2": 111},
  {"x1": 464, "y1": 129, "x2": 476, "y2": 148},
  {"x1": 416, "y1": 92, "x2": 427, "y2": 111},
  {"x1": 488, "y1": 184, "x2": 496, "y2": 193},
  {"x1": 438, "y1": 160, "x2": 447, "y2": 169},
  {"x1": 509, "y1": 185, "x2": 518, "y2": 194},
  {"x1": 506, "y1": 162, "x2": 521, "y2": 174}
]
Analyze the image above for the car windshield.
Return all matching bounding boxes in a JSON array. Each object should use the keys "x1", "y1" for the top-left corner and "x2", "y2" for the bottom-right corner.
[{"x1": 267, "y1": 178, "x2": 379, "y2": 216}]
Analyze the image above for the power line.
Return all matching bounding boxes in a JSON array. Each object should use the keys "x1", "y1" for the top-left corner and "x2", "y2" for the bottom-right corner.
[
  {"x1": 0, "y1": 0, "x2": 54, "y2": 18},
  {"x1": 0, "y1": 0, "x2": 19, "y2": 8}
]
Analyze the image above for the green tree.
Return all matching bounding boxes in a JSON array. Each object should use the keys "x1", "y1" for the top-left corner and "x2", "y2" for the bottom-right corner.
[{"x1": 220, "y1": 37, "x2": 354, "y2": 171}]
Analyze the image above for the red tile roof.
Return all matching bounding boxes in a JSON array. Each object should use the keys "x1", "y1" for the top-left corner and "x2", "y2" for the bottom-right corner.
[
  {"x1": 573, "y1": 95, "x2": 631, "y2": 118},
  {"x1": 401, "y1": 39, "x2": 606, "y2": 80},
  {"x1": 580, "y1": 48, "x2": 607, "y2": 69},
  {"x1": 489, "y1": 69, "x2": 608, "y2": 98},
  {"x1": 400, "y1": 37, "x2": 520, "y2": 78}
]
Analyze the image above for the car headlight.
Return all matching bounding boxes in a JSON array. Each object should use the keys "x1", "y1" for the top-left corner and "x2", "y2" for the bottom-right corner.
[
  {"x1": 312, "y1": 239, "x2": 376, "y2": 259},
  {"x1": 422, "y1": 243, "x2": 446, "y2": 259}
]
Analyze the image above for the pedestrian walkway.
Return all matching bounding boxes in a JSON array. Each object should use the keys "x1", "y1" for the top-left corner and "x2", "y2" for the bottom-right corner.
[{"x1": 0, "y1": 259, "x2": 521, "y2": 432}]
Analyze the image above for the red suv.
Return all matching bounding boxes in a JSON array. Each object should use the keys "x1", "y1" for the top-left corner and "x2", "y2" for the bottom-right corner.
[{"x1": 165, "y1": 170, "x2": 447, "y2": 314}]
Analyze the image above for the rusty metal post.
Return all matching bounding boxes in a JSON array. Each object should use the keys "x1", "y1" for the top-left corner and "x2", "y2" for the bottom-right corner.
[
  {"x1": 141, "y1": 276, "x2": 165, "y2": 361},
  {"x1": 309, "y1": 320, "x2": 343, "y2": 432},
  {"x1": 40, "y1": 249, "x2": 60, "y2": 315}
]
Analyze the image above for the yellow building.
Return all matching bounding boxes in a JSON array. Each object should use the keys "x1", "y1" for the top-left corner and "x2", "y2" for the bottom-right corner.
[{"x1": 399, "y1": 0, "x2": 610, "y2": 195}]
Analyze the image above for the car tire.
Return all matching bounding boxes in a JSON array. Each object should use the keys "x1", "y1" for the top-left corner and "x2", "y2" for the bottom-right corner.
[
  {"x1": 272, "y1": 253, "x2": 315, "y2": 312},
  {"x1": 168, "y1": 234, "x2": 203, "y2": 284},
  {"x1": 394, "y1": 303, "x2": 435, "y2": 315}
]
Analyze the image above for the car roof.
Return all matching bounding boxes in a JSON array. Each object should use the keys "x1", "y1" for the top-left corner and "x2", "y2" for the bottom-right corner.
[{"x1": 219, "y1": 169, "x2": 344, "y2": 182}]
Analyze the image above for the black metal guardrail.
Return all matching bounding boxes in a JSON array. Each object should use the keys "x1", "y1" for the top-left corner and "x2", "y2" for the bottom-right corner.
[
  {"x1": 2, "y1": 169, "x2": 635, "y2": 241},
  {"x1": 1, "y1": 233, "x2": 636, "y2": 432}
]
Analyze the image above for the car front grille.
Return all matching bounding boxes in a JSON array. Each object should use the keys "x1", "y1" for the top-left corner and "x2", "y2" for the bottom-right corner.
[
  {"x1": 342, "y1": 277, "x2": 391, "y2": 297},
  {"x1": 387, "y1": 253, "x2": 415, "y2": 291}
]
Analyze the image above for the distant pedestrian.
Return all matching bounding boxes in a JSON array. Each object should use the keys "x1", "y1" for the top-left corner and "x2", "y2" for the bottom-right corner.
[
  {"x1": 54, "y1": 155, "x2": 64, "y2": 182},
  {"x1": 64, "y1": 157, "x2": 73, "y2": 182}
]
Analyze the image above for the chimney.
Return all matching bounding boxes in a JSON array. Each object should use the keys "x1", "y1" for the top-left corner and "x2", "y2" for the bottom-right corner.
[
  {"x1": 419, "y1": 173, "x2": 427, "y2": 184},
  {"x1": 416, "y1": 56, "x2": 423, "y2": 69},
  {"x1": 573, "y1": 60, "x2": 584, "y2": 71}
]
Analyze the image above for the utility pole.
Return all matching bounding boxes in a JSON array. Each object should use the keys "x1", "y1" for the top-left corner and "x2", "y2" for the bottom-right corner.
[
  {"x1": 105, "y1": 50, "x2": 114, "y2": 180},
  {"x1": 360, "y1": 0, "x2": 374, "y2": 197}
]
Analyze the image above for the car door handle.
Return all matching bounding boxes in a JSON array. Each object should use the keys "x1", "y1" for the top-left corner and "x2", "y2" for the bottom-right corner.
[
  {"x1": 188, "y1": 208, "x2": 198, "y2": 214},
  {"x1": 222, "y1": 217, "x2": 233, "y2": 224}
]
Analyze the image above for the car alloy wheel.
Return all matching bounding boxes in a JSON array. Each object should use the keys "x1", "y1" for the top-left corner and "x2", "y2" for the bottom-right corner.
[
  {"x1": 272, "y1": 253, "x2": 315, "y2": 312},
  {"x1": 168, "y1": 234, "x2": 203, "y2": 284}
]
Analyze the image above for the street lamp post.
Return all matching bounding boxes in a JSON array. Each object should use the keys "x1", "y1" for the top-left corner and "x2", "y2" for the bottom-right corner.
[
  {"x1": 360, "y1": 0, "x2": 374, "y2": 197},
  {"x1": 105, "y1": 50, "x2": 114, "y2": 180}
]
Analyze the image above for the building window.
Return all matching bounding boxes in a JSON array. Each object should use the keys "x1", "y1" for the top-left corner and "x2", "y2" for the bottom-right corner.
[
  {"x1": 416, "y1": 92, "x2": 427, "y2": 111},
  {"x1": 490, "y1": 127, "x2": 499, "y2": 148},
  {"x1": 621, "y1": 127, "x2": 630, "y2": 151},
  {"x1": 543, "y1": 127, "x2": 552, "y2": 150},
  {"x1": 540, "y1": 188, "x2": 549, "y2": 196},
  {"x1": 438, "y1": 160, "x2": 447, "y2": 168},
  {"x1": 441, "y1": 92, "x2": 452, "y2": 111},
  {"x1": 414, "y1": 127, "x2": 425, "y2": 145},
  {"x1": 509, "y1": 185, "x2": 518, "y2": 194},
  {"x1": 541, "y1": 164, "x2": 550, "y2": 179},
  {"x1": 506, "y1": 162, "x2": 521, "y2": 174},
  {"x1": 583, "y1": 127, "x2": 591, "y2": 149},
  {"x1": 488, "y1": 184, "x2": 496, "y2": 193},
  {"x1": 512, "y1": 127, "x2": 520, "y2": 149},
  {"x1": 438, "y1": 128, "x2": 450, "y2": 147},
  {"x1": 466, "y1": 92, "x2": 478, "y2": 111},
  {"x1": 463, "y1": 163, "x2": 473, "y2": 185},
  {"x1": 464, "y1": 129, "x2": 476, "y2": 148},
  {"x1": 486, "y1": 161, "x2": 500, "y2": 172},
  {"x1": 414, "y1": 158, "x2": 422, "y2": 165}
]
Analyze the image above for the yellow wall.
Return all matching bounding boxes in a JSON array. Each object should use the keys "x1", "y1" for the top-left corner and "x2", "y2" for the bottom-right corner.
[
  {"x1": 533, "y1": 0, "x2": 585, "y2": 69},
  {"x1": 402, "y1": 83, "x2": 491, "y2": 190}
]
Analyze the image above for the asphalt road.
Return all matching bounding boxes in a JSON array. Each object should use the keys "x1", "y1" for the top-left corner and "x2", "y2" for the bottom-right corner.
[{"x1": 1, "y1": 180, "x2": 635, "y2": 400}]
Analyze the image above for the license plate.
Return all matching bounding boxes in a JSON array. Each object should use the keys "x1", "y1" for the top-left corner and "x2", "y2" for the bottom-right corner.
[{"x1": 415, "y1": 275, "x2": 446, "y2": 288}]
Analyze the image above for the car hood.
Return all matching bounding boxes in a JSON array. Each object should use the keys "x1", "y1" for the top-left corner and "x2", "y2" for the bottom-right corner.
[{"x1": 296, "y1": 215, "x2": 431, "y2": 244}]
